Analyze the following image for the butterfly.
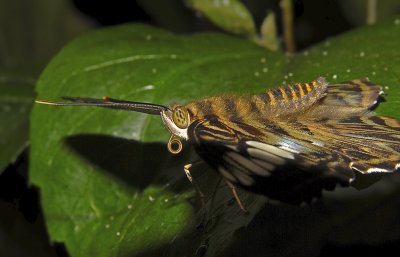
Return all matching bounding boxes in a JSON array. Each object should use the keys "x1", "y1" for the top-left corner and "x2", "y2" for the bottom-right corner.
[{"x1": 36, "y1": 77, "x2": 400, "y2": 205}]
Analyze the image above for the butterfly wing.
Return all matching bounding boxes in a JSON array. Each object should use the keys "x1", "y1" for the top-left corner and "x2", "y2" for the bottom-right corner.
[
  {"x1": 188, "y1": 115, "x2": 355, "y2": 204},
  {"x1": 323, "y1": 78, "x2": 383, "y2": 109},
  {"x1": 304, "y1": 78, "x2": 400, "y2": 174},
  {"x1": 307, "y1": 115, "x2": 400, "y2": 174},
  {"x1": 187, "y1": 79, "x2": 399, "y2": 204}
]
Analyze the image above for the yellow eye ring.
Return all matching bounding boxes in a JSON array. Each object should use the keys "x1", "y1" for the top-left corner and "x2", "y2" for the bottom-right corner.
[{"x1": 172, "y1": 106, "x2": 190, "y2": 129}]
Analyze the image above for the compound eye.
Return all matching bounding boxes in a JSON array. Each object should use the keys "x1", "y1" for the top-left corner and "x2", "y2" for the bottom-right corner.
[{"x1": 172, "y1": 106, "x2": 190, "y2": 129}]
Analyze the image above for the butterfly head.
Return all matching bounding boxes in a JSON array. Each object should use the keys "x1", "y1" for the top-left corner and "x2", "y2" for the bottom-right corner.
[{"x1": 160, "y1": 105, "x2": 191, "y2": 154}]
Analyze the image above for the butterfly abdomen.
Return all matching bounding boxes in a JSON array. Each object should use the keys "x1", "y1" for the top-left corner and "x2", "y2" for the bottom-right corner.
[
  {"x1": 186, "y1": 77, "x2": 329, "y2": 123},
  {"x1": 252, "y1": 77, "x2": 328, "y2": 117}
]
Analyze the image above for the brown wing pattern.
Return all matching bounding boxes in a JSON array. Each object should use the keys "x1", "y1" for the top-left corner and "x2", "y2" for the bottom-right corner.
[
  {"x1": 306, "y1": 115, "x2": 400, "y2": 174},
  {"x1": 188, "y1": 116, "x2": 355, "y2": 204},
  {"x1": 301, "y1": 79, "x2": 400, "y2": 174},
  {"x1": 304, "y1": 78, "x2": 384, "y2": 119},
  {"x1": 187, "y1": 78, "x2": 400, "y2": 204},
  {"x1": 322, "y1": 78, "x2": 383, "y2": 109}
]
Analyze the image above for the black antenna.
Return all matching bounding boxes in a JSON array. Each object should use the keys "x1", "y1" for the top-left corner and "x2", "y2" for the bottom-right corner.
[{"x1": 35, "y1": 96, "x2": 169, "y2": 115}]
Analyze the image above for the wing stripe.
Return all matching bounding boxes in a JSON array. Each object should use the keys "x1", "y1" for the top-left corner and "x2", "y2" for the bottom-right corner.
[
  {"x1": 279, "y1": 144, "x2": 301, "y2": 154},
  {"x1": 224, "y1": 152, "x2": 266, "y2": 176},
  {"x1": 230, "y1": 166, "x2": 255, "y2": 186},
  {"x1": 246, "y1": 141, "x2": 295, "y2": 159},
  {"x1": 251, "y1": 159, "x2": 273, "y2": 175},
  {"x1": 247, "y1": 148, "x2": 286, "y2": 165},
  {"x1": 218, "y1": 166, "x2": 238, "y2": 183}
]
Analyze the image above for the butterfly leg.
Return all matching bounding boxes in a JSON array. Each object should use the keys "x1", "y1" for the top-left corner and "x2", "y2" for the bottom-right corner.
[
  {"x1": 184, "y1": 163, "x2": 206, "y2": 205},
  {"x1": 225, "y1": 180, "x2": 249, "y2": 213}
]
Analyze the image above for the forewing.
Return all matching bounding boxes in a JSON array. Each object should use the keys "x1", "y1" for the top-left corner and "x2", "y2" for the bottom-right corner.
[{"x1": 188, "y1": 116, "x2": 355, "y2": 204}]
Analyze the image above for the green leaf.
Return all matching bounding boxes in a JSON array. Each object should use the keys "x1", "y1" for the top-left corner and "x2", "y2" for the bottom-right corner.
[
  {"x1": 0, "y1": 0, "x2": 92, "y2": 66},
  {"x1": 257, "y1": 11, "x2": 280, "y2": 51},
  {"x1": 337, "y1": 0, "x2": 400, "y2": 25},
  {"x1": 184, "y1": 0, "x2": 257, "y2": 37},
  {"x1": 31, "y1": 16, "x2": 400, "y2": 257}
]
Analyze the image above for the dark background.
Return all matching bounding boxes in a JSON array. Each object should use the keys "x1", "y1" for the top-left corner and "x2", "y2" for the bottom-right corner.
[{"x1": 70, "y1": 0, "x2": 354, "y2": 50}]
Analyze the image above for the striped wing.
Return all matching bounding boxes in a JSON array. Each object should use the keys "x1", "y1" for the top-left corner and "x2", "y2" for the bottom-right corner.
[
  {"x1": 188, "y1": 116, "x2": 355, "y2": 204},
  {"x1": 307, "y1": 115, "x2": 400, "y2": 174},
  {"x1": 188, "y1": 114, "x2": 400, "y2": 204},
  {"x1": 323, "y1": 78, "x2": 383, "y2": 109},
  {"x1": 302, "y1": 79, "x2": 400, "y2": 174},
  {"x1": 304, "y1": 78, "x2": 384, "y2": 120}
]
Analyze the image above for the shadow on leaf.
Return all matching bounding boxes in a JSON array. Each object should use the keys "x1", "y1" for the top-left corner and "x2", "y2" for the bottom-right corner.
[{"x1": 64, "y1": 133, "x2": 193, "y2": 193}]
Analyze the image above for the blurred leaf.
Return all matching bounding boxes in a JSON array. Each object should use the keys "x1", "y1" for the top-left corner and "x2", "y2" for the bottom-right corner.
[
  {"x1": 137, "y1": 0, "x2": 195, "y2": 33},
  {"x1": 337, "y1": 0, "x2": 400, "y2": 25},
  {"x1": 257, "y1": 11, "x2": 280, "y2": 51},
  {"x1": 0, "y1": 0, "x2": 93, "y2": 173},
  {"x1": 31, "y1": 16, "x2": 400, "y2": 257},
  {"x1": 0, "y1": 0, "x2": 93, "y2": 66},
  {"x1": 184, "y1": 0, "x2": 257, "y2": 37}
]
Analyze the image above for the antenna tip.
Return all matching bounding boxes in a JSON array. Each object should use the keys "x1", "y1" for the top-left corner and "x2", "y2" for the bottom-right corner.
[{"x1": 35, "y1": 100, "x2": 60, "y2": 105}]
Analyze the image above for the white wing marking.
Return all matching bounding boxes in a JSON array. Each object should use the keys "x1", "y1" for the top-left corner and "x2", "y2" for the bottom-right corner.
[
  {"x1": 311, "y1": 141, "x2": 325, "y2": 147},
  {"x1": 218, "y1": 141, "x2": 298, "y2": 185},
  {"x1": 251, "y1": 159, "x2": 274, "y2": 175},
  {"x1": 278, "y1": 145, "x2": 300, "y2": 154},
  {"x1": 231, "y1": 166, "x2": 254, "y2": 186},
  {"x1": 350, "y1": 162, "x2": 395, "y2": 173},
  {"x1": 218, "y1": 166, "x2": 237, "y2": 183},
  {"x1": 222, "y1": 152, "x2": 256, "y2": 185},
  {"x1": 246, "y1": 141, "x2": 295, "y2": 159},
  {"x1": 247, "y1": 148, "x2": 286, "y2": 165},
  {"x1": 366, "y1": 168, "x2": 393, "y2": 173},
  {"x1": 225, "y1": 152, "x2": 267, "y2": 176}
]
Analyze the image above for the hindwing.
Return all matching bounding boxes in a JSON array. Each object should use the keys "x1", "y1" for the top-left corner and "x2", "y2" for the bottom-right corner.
[
  {"x1": 304, "y1": 78, "x2": 384, "y2": 120},
  {"x1": 322, "y1": 78, "x2": 383, "y2": 109}
]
